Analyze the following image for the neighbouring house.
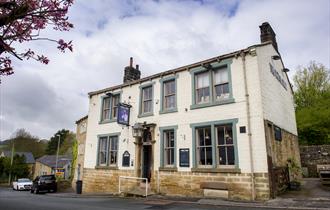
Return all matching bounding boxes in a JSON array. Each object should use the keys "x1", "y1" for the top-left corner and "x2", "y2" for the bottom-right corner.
[
  {"x1": 34, "y1": 155, "x2": 72, "y2": 180},
  {"x1": 72, "y1": 115, "x2": 88, "y2": 186},
  {"x1": 0, "y1": 151, "x2": 35, "y2": 177},
  {"x1": 81, "y1": 22, "x2": 300, "y2": 200}
]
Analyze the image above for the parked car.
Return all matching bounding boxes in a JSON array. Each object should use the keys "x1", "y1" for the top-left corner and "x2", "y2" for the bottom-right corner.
[
  {"x1": 12, "y1": 178, "x2": 32, "y2": 191},
  {"x1": 30, "y1": 175, "x2": 57, "y2": 194}
]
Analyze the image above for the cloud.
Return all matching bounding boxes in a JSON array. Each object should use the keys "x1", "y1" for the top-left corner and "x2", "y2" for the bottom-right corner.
[{"x1": 0, "y1": 0, "x2": 329, "y2": 140}]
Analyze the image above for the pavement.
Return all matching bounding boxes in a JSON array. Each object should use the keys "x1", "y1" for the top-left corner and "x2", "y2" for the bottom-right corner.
[
  {"x1": 44, "y1": 178, "x2": 330, "y2": 210},
  {"x1": 1, "y1": 178, "x2": 329, "y2": 209}
]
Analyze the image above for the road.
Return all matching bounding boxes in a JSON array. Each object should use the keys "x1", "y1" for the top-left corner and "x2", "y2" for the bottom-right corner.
[{"x1": 0, "y1": 187, "x2": 302, "y2": 210}]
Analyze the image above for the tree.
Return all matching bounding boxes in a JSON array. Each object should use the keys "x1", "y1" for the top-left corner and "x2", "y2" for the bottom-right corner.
[
  {"x1": 0, "y1": 0, "x2": 74, "y2": 77},
  {"x1": 293, "y1": 61, "x2": 330, "y2": 109},
  {"x1": 3, "y1": 154, "x2": 29, "y2": 179},
  {"x1": 5, "y1": 128, "x2": 47, "y2": 158},
  {"x1": 46, "y1": 129, "x2": 67, "y2": 155},
  {"x1": 293, "y1": 61, "x2": 330, "y2": 145}
]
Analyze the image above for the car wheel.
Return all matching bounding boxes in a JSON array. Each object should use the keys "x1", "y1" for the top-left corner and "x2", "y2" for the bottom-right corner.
[
  {"x1": 53, "y1": 188, "x2": 57, "y2": 193},
  {"x1": 16, "y1": 186, "x2": 19, "y2": 191},
  {"x1": 30, "y1": 189, "x2": 34, "y2": 193}
]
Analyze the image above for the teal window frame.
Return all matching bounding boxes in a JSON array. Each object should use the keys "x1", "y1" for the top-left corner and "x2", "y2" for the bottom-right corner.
[
  {"x1": 99, "y1": 91, "x2": 122, "y2": 124},
  {"x1": 96, "y1": 132, "x2": 121, "y2": 167},
  {"x1": 159, "y1": 75, "x2": 178, "y2": 114},
  {"x1": 190, "y1": 118, "x2": 239, "y2": 170},
  {"x1": 138, "y1": 82, "x2": 155, "y2": 118},
  {"x1": 190, "y1": 58, "x2": 234, "y2": 110},
  {"x1": 159, "y1": 125, "x2": 178, "y2": 169}
]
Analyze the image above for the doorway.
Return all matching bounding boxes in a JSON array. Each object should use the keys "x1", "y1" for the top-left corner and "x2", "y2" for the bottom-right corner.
[{"x1": 142, "y1": 145, "x2": 152, "y2": 181}]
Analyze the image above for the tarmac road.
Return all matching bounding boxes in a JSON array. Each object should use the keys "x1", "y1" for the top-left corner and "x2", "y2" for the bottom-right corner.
[{"x1": 0, "y1": 187, "x2": 287, "y2": 210}]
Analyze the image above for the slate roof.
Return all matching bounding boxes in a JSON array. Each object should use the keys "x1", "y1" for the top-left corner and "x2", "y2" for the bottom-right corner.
[
  {"x1": 36, "y1": 155, "x2": 72, "y2": 168},
  {"x1": 1, "y1": 151, "x2": 35, "y2": 164}
]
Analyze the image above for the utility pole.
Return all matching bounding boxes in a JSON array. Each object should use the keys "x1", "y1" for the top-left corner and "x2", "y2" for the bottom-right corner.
[
  {"x1": 55, "y1": 134, "x2": 61, "y2": 175},
  {"x1": 8, "y1": 141, "x2": 14, "y2": 185}
]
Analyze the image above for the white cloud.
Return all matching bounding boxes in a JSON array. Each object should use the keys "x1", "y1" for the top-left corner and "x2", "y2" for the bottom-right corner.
[{"x1": 0, "y1": 0, "x2": 329, "y2": 140}]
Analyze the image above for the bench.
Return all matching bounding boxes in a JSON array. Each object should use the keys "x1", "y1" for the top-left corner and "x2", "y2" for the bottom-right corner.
[{"x1": 200, "y1": 182, "x2": 228, "y2": 199}]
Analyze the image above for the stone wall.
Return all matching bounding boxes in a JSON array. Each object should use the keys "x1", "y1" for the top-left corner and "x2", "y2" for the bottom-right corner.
[
  {"x1": 83, "y1": 168, "x2": 135, "y2": 193},
  {"x1": 300, "y1": 145, "x2": 330, "y2": 177},
  {"x1": 83, "y1": 168, "x2": 270, "y2": 200}
]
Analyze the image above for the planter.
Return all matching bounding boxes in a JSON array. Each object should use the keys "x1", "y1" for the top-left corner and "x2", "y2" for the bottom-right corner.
[{"x1": 289, "y1": 181, "x2": 301, "y2": 191}]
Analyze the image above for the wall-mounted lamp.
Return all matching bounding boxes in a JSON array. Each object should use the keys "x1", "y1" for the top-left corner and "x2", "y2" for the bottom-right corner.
[
  {"x1": 283, "y1": 68, "x2": 290, "y2": 72},
  {"x1": 271, "y1": 55, "x2": 281, "y2": 60}
]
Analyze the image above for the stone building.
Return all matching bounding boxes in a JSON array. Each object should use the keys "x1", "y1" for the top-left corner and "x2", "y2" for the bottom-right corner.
[
  {"x1": 0, "y1": 151, "x2": 35, "y2": 177},
  {"x1": 34, "y1": 155, "x2": 72, "y2": 180},
  {"x1": 72, "y1": 115, "x2": 88, "y2": 185},
  {"x1": 81, "y1": 22, "x2": 300, "y2": 200}
]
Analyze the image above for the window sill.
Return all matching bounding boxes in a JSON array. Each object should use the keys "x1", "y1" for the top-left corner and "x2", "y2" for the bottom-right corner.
[
  {"x1": 159, "y1": 108, "x2": 178, "y2": 114},
  {"x1": 138, "y1": 113, "x2": 154, "y2": 118},
  {"x1": 95, "y1": 166, "x2": 118, "y2": 170},
  {"x1": 159, "y1": 167, "x2": 178, "y2": 172},
  {"x1": 191, "y1": 167, "x2": 240, "y2": 173},
  {"x1": 190, "y1": 98, "x2": 235, "y2": 110},
  {"x1": 98, "y1": 119, "x2": 117, "y2": 124}
]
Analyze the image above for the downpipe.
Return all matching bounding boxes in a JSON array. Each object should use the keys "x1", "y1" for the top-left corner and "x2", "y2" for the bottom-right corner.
[{"x1": 240, "y1": 51, "x2": 256, "y2": 201}]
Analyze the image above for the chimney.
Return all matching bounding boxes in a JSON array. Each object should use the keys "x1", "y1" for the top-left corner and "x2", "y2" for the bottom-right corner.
[
  {"x1": 123, "y1": 57, "x2": 141, "y2": 83},
  {"x1": 259, "y1": 22, "x2": 278, "y2": 52}
]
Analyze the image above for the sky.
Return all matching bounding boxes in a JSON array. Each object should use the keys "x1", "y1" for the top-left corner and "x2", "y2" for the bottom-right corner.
[{"x1": 0, "y1": 0, "x2": 329, "y2": 141}]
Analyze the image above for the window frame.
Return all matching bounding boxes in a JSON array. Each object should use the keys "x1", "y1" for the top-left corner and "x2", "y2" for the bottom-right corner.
[
  {"x1": 190, "y1": 119, "x2": 239, "y2": 171},
  {"x1": 138, "y1": 82, "x2": 155, "y2": 118},
  {"x1": 190, "y1": 59, "x2": 234, "y2": 110},
  {"x1": 159, "y1": 75, "x2": 178, "y2": 114},
  {"x1": 96, "y1": 133, "x2": 120, "y2": 168},
  {"x1": 159, "y1": 125, "x2": 178, "y2": 170},
  {"x1": 99, "y1": 92, "x2": 122, "y2": 124}
]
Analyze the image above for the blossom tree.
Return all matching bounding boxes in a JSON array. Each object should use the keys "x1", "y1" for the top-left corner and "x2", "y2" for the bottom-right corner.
[{"x1": 0, "y1": 0, "x2": 74, "y2": 77}]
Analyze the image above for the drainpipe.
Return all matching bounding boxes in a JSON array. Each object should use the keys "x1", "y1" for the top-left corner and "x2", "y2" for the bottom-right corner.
[{"x1": 240, "y1": 51, "x2": 256, "y2": 200}]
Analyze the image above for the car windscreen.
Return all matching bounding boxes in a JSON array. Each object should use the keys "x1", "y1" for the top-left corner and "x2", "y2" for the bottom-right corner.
[
  {"x1": 18, "y1": 179, "x2": 31, "y2": 182},
  {"x1": 41, "y1": 176, "x2": 55, "y2": 180}
]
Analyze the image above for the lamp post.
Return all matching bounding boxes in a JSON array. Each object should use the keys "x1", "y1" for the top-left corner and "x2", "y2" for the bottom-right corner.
[{"x1": 55, "y1": 134, "x2": 61, "y2": 175}]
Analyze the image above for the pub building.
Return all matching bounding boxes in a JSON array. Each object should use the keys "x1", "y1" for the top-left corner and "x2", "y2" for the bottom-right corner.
[{"x1": 79, "y1": 22, "x2": 300, "y2": 200}]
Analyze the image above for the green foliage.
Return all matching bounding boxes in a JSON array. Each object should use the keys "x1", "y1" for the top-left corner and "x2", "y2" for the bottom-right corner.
[
  {"x1": 2, "y1": 155, "x2": 29, "y2": 179},
  {"x1": 46, "y1": 129, "x2": 71, "y2": 155},
  {"x1": 3, "y1": 129, "x2": 47, "y2": 158},
  {"x1": 70, "y1": 139, "x2": 78, "y2": 181},
  {"x1": 293, "y1": 61, "x2": 330, "y2": 145}
]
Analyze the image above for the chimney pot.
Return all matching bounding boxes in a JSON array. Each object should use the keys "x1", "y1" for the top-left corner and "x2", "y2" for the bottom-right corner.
[
  {"x1": 136, "y1": 64, "x2": 139, "y2": 70},
  {"x1": 130, "y1": 57, "x2": 133, "y2": 67}
]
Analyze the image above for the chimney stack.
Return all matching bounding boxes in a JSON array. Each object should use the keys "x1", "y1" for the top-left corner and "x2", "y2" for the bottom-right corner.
[
  {"x1": 123, "y1": 57, "x2": 141, "y2": 83},
  {"x1": 259, "y1": 22, "x2": 278, "y2": 52}
]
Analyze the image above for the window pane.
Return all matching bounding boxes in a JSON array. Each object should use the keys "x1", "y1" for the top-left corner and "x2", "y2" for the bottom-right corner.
[
  {"x1": 205, "y1": 127, "x2": 212, "y2": 146},
  {"x1": 196, "y1": 72, "x2": 209, "y2": 88},
  {"x1": 103, "y1": 97, "x2": 110, "y2": 109},
  {"x1": 110, "y1": 151, "x2": 117, "y2": 164},
  {"x1": 199, "y1": 147, "x2": 206, "y2": 165},
  {"x1": 206, "y1": 147, "x2": 212, "y2": 165},
  {"x1": 164, "y1": 80, "x2": 175, "y2": 95},
  {"x1": 217, "y1": 126, "x2": 225, "y2": 145},
  {"x1": 214, "y1": 67, "x2": 228, "y2": 84},
  {"x1": 143, "y1": 86, "x2": 152, "y2": 100},
  {"x1": 219, "y1": 147, "x2": 226, "y2": 165},
  {"x1": 227, "y1": 146, "x2": 235, "y2": 165},
  {"x1": 196, "y1": 87, "x2": 210, "y2": 103},
  {"x1": 99, "y1": 137, "x2": 108, "y2": 165},
  {"x1": 143, "y1": 101, "x2": 152, "y2": 113},
  {"x1": 111, "y1": 137, "x2": 118, "y2": 150},
  {"x1": 198, "y1": 129, "x2": 205, "y2": 146},
  {"x1": 225, "y1": 125, "x2": 233, "y2": 144},
  {"x1": 102, "y1": 97, "x2": 110, "y2": 120}
]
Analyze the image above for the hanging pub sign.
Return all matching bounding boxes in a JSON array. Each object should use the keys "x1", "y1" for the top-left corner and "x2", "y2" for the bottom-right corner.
[
  {"x1": 117, "y1": 103, "x2": 131, "y2": 126},
  {"x1": 179, "y1": 148, "x2": 189, "y2": 167},
  {"x1": 122, "y1": 151, "x2": 130, "y2": 167}
]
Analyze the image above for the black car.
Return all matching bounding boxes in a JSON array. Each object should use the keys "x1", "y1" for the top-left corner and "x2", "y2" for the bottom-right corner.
[{"x1": 31, "y1": 175, "x2": 57, "y2": 194}]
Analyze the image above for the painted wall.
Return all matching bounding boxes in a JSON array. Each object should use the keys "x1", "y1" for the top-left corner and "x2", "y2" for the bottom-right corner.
[
  {"x1": 83, "y1": 46, "x2": 278, "y2": 174},
  {"x1": 256, "y1": 45, "x2": 297, "y2": 135}
]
